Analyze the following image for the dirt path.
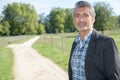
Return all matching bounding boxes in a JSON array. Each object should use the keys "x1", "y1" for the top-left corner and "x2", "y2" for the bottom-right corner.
[{"x1": 8, "y1": 36, "x2": 68, "y2": 80}]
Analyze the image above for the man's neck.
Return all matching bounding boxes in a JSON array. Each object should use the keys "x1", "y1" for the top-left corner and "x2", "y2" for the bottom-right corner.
[{"x1": 79, "y1": 28, "x2": 92, "y2": 40}]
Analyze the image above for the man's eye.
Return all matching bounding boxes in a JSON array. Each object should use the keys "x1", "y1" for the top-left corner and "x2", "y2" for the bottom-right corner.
[
  {"x1": 75, "y1": 14, "x2": 79, "y2": 17},
  {"x1": 84, "y1": 14, "x2": 89, "y2": 17}
]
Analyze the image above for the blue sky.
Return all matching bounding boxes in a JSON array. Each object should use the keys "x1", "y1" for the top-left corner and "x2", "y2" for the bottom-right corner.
[{"x1": 0, "y1": 0, "x2": 120, "y2": 16}]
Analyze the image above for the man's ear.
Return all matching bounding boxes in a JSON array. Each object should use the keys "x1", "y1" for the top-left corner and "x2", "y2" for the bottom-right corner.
[{"x1": 92, "y1": 17, "x2": 95, "y2": 24}]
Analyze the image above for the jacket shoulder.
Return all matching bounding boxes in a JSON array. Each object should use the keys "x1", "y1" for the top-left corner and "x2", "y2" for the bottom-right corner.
[{"x1": 92, "y1": 30, "x2": 114, "y2": 42}]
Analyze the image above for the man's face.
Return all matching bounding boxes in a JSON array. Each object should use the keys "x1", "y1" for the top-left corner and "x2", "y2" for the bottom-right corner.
[{"x1": 73, "y1": 7, "x2": 95, "y2": 32}]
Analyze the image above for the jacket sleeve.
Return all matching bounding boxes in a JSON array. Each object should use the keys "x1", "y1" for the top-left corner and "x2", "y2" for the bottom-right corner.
[
  {"x1": 104, "y1": 38, "x2": 120, "y2": 80},
  {"x1": 68, "y1": 42, "x2": 77, "y2": 80}
]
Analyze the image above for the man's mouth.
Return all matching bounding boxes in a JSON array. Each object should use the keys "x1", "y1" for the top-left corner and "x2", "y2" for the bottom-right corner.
[{"x1": 78, "y1": 22, "x2": 85, "y2": 27}]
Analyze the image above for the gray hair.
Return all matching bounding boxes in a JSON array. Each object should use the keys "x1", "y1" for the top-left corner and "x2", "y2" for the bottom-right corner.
[{"x1": 73, "y1": 1, "x2": 96, "y2": 18}]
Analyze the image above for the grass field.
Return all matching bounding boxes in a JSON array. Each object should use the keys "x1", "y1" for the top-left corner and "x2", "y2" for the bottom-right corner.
[
  {"x1": 33, "y1": 33, "x2": 120, "y2": 71},
  {"x1": 107, "y1": 34, "x2": 120, "y2": 52},
  {"x1": 0, "y1": 35, "x2": 35, "y2": 80}
]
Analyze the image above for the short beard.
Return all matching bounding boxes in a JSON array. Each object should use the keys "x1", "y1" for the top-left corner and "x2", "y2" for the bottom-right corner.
[{"x1": 76, "y1": 25, "x2": 93, "y2": 32}]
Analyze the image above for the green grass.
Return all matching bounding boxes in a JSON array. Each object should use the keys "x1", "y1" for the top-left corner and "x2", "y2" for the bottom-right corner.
[
  {"x1": 39, "y1": 33, "x2": 76, "y2": 54},
  {"x1": 33, "y1": 39, "x2": 69, "y2": 71},
  {"x1": 108, "y1": 35, "x2": 120, "y2": 52},
  {"x1": 0, "y1": 47, "x2": 13, "y2": 80},
  {"x1": 33, "y1": 33, "x2": 120, "y2": 72},
  {"x1": 115, "y1": 41, "x2": 120, "y2": 52},
  {"x1": 104, "y1": 30, "x2": 120, "y2": 52},
  {"x1": 108, "y1": 34, "x2": 120, "y2": 39}
]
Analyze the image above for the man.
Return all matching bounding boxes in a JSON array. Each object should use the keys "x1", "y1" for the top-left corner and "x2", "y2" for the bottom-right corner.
[{"x1": 68, "y1": 1, "x2": 120, "y2": 80}]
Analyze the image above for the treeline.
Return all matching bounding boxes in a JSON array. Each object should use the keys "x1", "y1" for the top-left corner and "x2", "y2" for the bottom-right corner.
[
  {"x1": 0, "y1": 3, "x2": 44, "y2": 36},
  {"x1": 0, "y1": 2, "x2": 120, "y2": 36}
]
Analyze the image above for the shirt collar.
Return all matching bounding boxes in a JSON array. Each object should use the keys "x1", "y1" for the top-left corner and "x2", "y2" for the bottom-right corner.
[{"x1": 75, "y1": 28, "x2": 93, "y2": 43}]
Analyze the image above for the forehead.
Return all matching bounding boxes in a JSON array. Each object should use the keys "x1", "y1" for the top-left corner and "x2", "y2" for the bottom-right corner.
[{"x1": 74, "y1": 7, "x2": 90, "y2": 14}]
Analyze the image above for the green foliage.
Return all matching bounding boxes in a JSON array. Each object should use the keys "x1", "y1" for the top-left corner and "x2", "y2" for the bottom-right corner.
[
  {"x1": 44, "y1": 8, "x2": 75, "y2": 33},
  {"x1": 48, "y1": 7, "x2": 66, "y2": 33},
  {"x1": 2, "y1": 2, "x2": 38, "y2": 35},
  {"x1": 37, "y1": 23, "x2": 45, "y2": 34},
  {"x1": 94, "y1": 2, "x2": 113, "y2": 33},
  {"x1": 0, "y1": 21, "x2": 10, "y2": 36},
  {"x1": 64, "y1": 8, "x2": 75, "y2": 32},
  {"x1": 116, "y1": 15, "x2": 120, "y2": 29},
  {"x1": 2, "y1": 21, "x2": 10, "y2": 35},
  {"x1": 0, "y1": 24, "x2": 4, "y2": 35},
  {"x1": 44, "y1": 15, "x2": 51, "y2": 33}
]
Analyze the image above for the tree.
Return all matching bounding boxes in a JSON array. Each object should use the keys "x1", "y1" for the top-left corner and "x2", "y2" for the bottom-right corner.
[
  {"x1": 49, "y1": 7, "x2": 66, "y2": 33},
  {"x1": 0, "y1": 16, "x2": 2, "y2": 22},
  {"x1": 37, "y1": 23, "x2": 45, "y2": 34},
  {"x1": 64, "y1": 8, "x2": 75, "y2": 32},
  {"x1": 94, "y1": 2, "x2": 113, "y2": 33},
  {"x1": 2, "y1": 2, "x2": 38, "y2": 35},
  {"x1": 116, "y1": 15, "x2": 120, "y2": 29},
  {"x1": 2, "y1": 21, "x2": 10, "y2": 35},
  {"x1": 0, "y1": 24, "x2": 3, "y2": 35},
  {"x1": 0, "y1": 21, "x2": 10, "y2": 36},
  {"x1": 44, "y1": 15, "x2": 51, "y2": 33}
]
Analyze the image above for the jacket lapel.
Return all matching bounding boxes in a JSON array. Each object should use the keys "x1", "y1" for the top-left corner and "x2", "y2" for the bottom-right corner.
[{"x1": 85, "y1": 29, "x2": 99, "y2": 63}]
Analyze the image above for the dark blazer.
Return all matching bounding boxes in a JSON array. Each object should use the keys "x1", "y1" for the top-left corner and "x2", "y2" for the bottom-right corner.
[{"x1": 68, "y1": 29, "x2": 120, "y2": 80}]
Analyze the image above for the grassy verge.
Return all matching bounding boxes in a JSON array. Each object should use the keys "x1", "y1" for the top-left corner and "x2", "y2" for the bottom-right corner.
[
  {"x1": 0, "y1": 47, "x2": 13, "y2": 80},
  {"x1": 33, "y1": 38, "x2": 69, "y2": 71}
]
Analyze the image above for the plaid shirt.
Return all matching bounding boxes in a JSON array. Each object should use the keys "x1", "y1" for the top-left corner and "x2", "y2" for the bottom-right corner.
[{"x1": 71, "y1": 29, "x2": 92, "y2": 80}]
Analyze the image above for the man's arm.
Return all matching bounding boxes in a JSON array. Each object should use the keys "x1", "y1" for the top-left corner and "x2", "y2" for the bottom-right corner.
[{"x1": 104, "y1": 38, "x2": 120, "y2": 80}]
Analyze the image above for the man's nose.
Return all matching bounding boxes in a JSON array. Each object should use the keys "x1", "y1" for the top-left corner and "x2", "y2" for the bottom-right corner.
[
  {"x1": 79, "y1": 17, "x2": 84, "y2": 22},
  {"x1": 80, "y1": 18, "x2": 84, "y2": 21}
]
